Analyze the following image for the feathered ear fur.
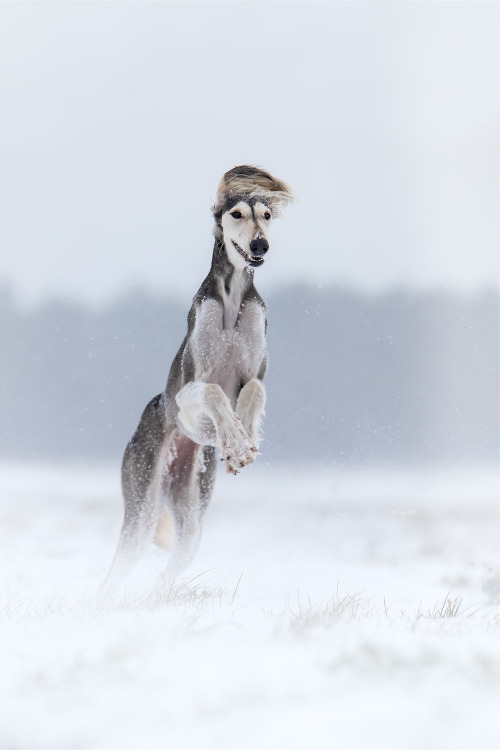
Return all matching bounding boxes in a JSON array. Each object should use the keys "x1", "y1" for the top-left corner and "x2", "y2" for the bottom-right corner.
[{"x1": 212, "y1": 165, "x2": 294, "y2": 219}]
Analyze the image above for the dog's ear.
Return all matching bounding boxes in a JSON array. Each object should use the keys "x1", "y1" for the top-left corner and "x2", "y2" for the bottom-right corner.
[{"x1": 212, "y1": 165, "x2": 293, "y2": 218}]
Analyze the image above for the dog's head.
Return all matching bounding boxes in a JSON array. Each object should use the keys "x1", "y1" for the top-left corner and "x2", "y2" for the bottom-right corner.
[{"x1": 212, "y1": 166, "x2": 293, "y2": 269}]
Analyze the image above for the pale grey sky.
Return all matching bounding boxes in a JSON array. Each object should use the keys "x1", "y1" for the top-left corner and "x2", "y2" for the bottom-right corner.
[{"x1": 0, "y1": 1, "x2": 497, "y2": 307}]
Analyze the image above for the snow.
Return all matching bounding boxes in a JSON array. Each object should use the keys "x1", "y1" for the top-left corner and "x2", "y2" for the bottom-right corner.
[{"x1": 0, "y1": 461, "x2": 498, "y2": 749}]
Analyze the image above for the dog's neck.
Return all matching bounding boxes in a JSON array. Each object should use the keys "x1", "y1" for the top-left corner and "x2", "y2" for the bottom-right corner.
[{"x1": 211, "y1": 239, "x2": 254, "y2": 328}]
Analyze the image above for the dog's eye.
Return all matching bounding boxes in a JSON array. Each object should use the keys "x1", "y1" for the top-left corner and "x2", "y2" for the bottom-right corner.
[
  {"x1": 231, "y1": 211, "x2": 242, "y2": 219},
  {"x1": 264, "y1": 212, "x2": 271, "y2": 220}
]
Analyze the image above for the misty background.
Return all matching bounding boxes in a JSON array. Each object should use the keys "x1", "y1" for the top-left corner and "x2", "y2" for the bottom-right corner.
[
  {"x1": 0, "y1": 2, "x2": 498, "y2": 467},
  {"x1": 1, "y1": 283, "x2": 497, "y2": 465}
]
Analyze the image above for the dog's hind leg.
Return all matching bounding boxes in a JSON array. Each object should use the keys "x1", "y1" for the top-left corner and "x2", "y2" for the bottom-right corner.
[
  {"x1": 157, "y1": 435, "x2": 217, "y2": 589},
  {"x1": 101, "y1": 497, "x2": 158, "y2": 596},
  {"x1": 100, "y1": 395, "x2": 166, "y2": 596}
]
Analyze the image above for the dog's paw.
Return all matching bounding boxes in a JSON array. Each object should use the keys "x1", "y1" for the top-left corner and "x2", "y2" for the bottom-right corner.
[{"x1": 218, "y1": 420, "x2": 258, "y2": 475}]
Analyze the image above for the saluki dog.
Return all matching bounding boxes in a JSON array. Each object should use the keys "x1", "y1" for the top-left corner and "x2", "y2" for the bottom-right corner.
[{"x1": 102, "y1": 165, "x2": 293, "y2": 592}]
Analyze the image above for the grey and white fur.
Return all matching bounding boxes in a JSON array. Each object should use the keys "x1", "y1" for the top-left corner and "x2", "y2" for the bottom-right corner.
[{"x1": 102, "y1": 166, "x2": 293, "y2": 593}]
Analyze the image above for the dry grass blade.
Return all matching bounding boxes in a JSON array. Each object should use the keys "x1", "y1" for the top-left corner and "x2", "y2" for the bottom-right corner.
[{"x1": 231, "y1": 572, "x2": 244, "y2": 607}]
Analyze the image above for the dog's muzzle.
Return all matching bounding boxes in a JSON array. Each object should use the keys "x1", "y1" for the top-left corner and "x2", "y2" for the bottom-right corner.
[{"x1": 232, "y1": 239, "x2": 269, "y2": 268}]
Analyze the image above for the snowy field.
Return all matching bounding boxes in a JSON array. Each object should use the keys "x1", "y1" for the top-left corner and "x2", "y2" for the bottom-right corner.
[{"x1": 0, "y1": 461, "x2": 498, "y2": 750}]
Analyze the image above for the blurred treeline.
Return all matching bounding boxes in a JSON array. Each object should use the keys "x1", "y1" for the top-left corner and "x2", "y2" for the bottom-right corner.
[{"x1": 0, "y1": 284, "x2": 498, "y2": 465}]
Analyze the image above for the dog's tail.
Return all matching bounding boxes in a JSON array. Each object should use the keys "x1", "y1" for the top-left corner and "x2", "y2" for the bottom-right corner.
[{"x1": 154, "y1": 510, "x2": 175, "y2": 551}]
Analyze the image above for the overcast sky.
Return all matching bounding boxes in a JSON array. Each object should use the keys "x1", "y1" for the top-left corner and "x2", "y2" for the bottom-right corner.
[{"x1": 0, "y1": 1, "x2": 498, "y2": 307}]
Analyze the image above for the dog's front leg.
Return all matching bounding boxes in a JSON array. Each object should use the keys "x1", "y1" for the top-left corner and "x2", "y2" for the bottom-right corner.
[
  {"x1": 176, "y1": 382, "x2": 257, "y2": 475},
  {"x1": 235, "y1": 379, "x2": 266, "y2": 450}
]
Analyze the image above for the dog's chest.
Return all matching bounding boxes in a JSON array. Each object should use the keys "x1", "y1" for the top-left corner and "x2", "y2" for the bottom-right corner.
[{"x1": 191, "y1": 298, "x2": 266, "y2": 395}]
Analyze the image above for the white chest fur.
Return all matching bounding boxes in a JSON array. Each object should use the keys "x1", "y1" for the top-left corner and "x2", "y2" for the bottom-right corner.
[
  {"x1": 189, "y1": 297, "x2": 266, "y2": 405},
  {"x1": 221, "y1": 270, "x2": 249, "y2": 329}
]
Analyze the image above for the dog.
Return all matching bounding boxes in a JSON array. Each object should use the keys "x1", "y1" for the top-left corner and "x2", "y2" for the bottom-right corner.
[{"x1": 102, "y1": 165, "x2": 293, "y2": 592}]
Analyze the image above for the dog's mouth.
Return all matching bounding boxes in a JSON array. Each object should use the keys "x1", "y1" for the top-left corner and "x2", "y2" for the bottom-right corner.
[{"x1": 232, "y1": 240, "x2": 265, "y2": 268}]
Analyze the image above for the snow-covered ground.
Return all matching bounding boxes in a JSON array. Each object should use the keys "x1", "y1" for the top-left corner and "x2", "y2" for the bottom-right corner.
[{"x1": 0, "y1": 461, "x2": 498, "y2": 750}]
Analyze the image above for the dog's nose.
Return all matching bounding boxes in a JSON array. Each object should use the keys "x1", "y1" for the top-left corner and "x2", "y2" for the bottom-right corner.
[{"x1": 249, "y1": 238, "x2": 269, "y2": 256}]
